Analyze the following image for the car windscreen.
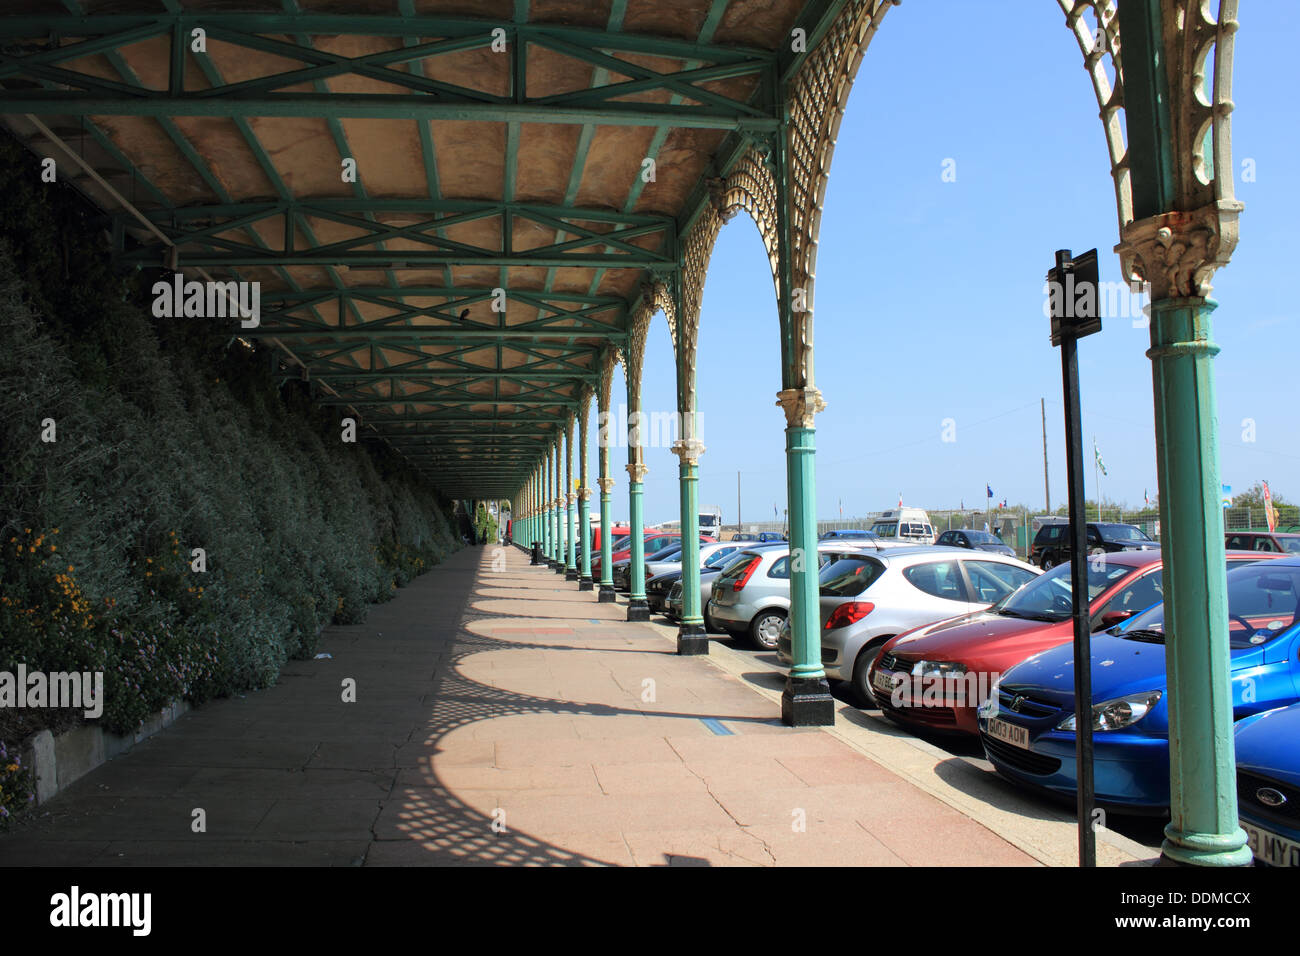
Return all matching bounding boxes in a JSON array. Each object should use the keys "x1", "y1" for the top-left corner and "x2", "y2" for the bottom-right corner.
[
  {"x1": 870, "y1": 523, "x2": 897, "y2": 538},
  {"x1": 993, "y1": 561, "x2": 1134, "y2": 622},
  {"x1": 818, "y1": 556, "x2": 886, "y2": 597},
  {"x1": 610, "y1": 535, "x2": 631, "y2": 552},
  {"x1": 648, "y1": 544, "x2": 682, "y2": 561},
  {"x1": 965, "y1": 531, "x2": 999, "y2": 544},
  {"x1": 1121, "y1": 564, "x2": 1300, "y2": 647},
  {"x1": 1281, "y1": 538, "x2": 1300, "y2": 555}
]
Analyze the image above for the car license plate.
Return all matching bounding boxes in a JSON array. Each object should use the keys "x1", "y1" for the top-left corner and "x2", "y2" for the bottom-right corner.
[
  {"x1": 1242, "y1": 821, "x2": 1300, "y2": 867},
  {"x1": 986, "y1": 717, "x2": 1031, "y2": 750},
  {"x1": 872, "y1": 669, "x2": 899, "y2": 695}
]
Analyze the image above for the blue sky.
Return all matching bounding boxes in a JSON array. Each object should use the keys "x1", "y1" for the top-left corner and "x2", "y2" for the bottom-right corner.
[{"x1": 587, "y1": 0, "x2": 1297, "y2": 527}]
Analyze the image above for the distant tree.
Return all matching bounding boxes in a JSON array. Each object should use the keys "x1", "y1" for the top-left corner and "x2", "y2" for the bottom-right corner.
[{"x1": 1232, "y1": 481, "x2": 1291, "y2": 510}]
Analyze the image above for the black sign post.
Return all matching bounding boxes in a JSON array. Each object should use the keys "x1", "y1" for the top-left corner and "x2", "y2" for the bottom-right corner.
[{"x1": 1047, "y1": 247, "x2": 1100, "y2": 868}]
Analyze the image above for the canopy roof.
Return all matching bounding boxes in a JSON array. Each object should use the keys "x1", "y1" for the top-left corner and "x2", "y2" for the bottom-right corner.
[{"x1": 0, "y1": 0, "x2": 846, "y2": 498}]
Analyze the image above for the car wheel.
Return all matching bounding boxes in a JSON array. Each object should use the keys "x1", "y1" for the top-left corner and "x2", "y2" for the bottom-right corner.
[
  {"x1": 1040, "y1": 553, "x2": 1056, "y2": 571},
  {"x1": 748, "y1": 609, "x2": 786, "y2": 651},
  {"x1": 703, "y1": 604, "x2": 718, "y2": 633},
  {"x1": 850, "y1": 639, "x2": 890, "y2": 708}
]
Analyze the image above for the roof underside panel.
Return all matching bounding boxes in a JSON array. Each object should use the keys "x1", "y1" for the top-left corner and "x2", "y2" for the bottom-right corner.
[{"x1": 0, "y1": 0, "x2": 815, "y2": 497}]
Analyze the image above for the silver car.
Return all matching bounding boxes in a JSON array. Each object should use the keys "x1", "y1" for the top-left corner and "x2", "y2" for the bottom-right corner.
[
  {"x1": 665, "y1": 544, "x2": 782, "y2": 625},
  {"x1": 646, "y1": 541, "x2": 751, "y2": 612},
  {"x1": 776, "y1": 546, "x2": 1040, "y2": 705},
  {"x1": 709, "y1": 540, "x2": 883, "y2": 650}
]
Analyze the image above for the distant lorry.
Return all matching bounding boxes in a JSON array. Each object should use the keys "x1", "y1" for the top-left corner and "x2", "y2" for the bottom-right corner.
[
  {"x1": 698, "y1": 505, "x2": 723, "y2": 541},
  {"x1": 870, "y1": 507, "x2": 935, "y2": 545}
]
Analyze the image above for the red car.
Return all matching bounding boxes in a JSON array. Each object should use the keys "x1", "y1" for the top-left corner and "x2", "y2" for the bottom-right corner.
[
  {"x1": 591, "y1": 531, "x2": 714, "y2": 578},
  {"x1": 867, "y1": 550, "x2": 1280, "y2": 736}
]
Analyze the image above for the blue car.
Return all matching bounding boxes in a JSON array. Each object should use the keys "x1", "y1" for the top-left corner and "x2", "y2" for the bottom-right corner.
[
  {"x1": 978, "y1": 556, "x2": 1300, "y2": 812},
  {"x1": 1235, "y1": 702, "x2": 1300, "y2": 868}
]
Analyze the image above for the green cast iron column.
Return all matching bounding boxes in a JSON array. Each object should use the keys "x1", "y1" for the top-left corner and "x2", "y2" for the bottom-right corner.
[
  {"x1": 543, "y1": 453, "x2": 553, "y2": 564},
  {"x1": 626, "y1": 464, "x2": 648, "y2": 620},
  {"x1": 676, "y1": 453, "x2": 707, "y2": 653},
  {"x1": 565, "y1": 419, "x2": 578, "y2": 580},
  {"x1": 552, "y1": 441, "x2": 563, "y2": 571},
  {"x1": 598, "y1": 476, "x2": 615, "y2": 602},
  {"x1": 578, "y1": 401, "x2": 594, "y2": 591},
  {"x1": 780, "y1": 420, "x2": 833, "y2": 725},
  {"x1": 1117, "y1": 0, "x2": 1246, "y2": 866},
  {"x1": 1150, "y1": 299, "x2": 1248, "y2": 866}
]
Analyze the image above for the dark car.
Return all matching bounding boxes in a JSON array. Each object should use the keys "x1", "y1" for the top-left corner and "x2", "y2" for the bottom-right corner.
[
  {"x1": 1030, "y1": 521, "x2": 1157, "y2": 570},
  {"x1": 1225, "y1": 531, "x2": 1300, "y2": 555},
  {"x1": 756, "y1": 531, "x2": 787, "y2": 543},
  {"x1": 820, "y1": 529, "x2": 875, "y2": 540},
  {"x1": 935, "y1": 528, "x2": 1016, "y2": 557}
]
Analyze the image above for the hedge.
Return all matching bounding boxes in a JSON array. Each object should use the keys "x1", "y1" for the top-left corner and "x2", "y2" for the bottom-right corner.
[{"x1": 0, "y1": 134, "x2": 460, "y2": 752}]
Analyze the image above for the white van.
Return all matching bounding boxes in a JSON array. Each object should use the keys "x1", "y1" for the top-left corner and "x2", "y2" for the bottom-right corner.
[{"x1": 870, "y1": 507, "x2": 935, "y2": 545}]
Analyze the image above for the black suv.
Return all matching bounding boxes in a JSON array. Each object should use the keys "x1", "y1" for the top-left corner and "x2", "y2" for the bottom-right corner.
[{"x1": 1030, "y1": 521, "x2": 1157, "y2": 570}]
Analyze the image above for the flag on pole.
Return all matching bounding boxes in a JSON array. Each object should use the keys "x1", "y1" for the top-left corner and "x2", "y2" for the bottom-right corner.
[
  {"x1": 1144, "y1": 488, "x2": 1149, "y2": 506},
  {"x1": 986, "y1": 484, "x2": 993, "y2": 499},
  {"x1": 1094, "y1": 438, "x2": 1108, "y2": 477},
  {"x1": 839, "y1": 498, "x2": 843, "y2": 517},
  {"x1": 898, "y1": 492, "x2": 903, "y2": 508},
  {"x1": 1264, "y1": 480, "x2": 1277, "y2": 533}
]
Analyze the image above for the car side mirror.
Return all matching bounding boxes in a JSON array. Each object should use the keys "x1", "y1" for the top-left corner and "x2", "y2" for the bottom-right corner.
[{"x1": 1100, "y1": 610, "x2": 1134, "y2": 628}]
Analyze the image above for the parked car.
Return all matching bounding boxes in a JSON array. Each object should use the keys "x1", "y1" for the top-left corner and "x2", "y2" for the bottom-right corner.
[
  {"x1": 977, "y1": 556, "x2": 1300, "y2": 811},
  {"x1": 611, "y1": 542, "x2": 683, "y2": 591},
  {"x1": 1029, "y1": 521, "x2": 1157, "y2": 570},
  {"x1": 665, "y1": 544, "x2": 785, "y2": 626},
  {"x1": 643, "y1": 541, "x2": 752, "y2": 611},
  {"x1": 820, "y1": 529, "x2": 874, "y2": 540},
  {"x1": 935, "y1": 528, "x2": 1016, "y2": 557},
  {"x1": 1234, "y1": 702, "x2": 1300, "y2": 867},
  {"x1": 755, "y1": 531, "x2": 787, "y2": 542},
  {"x1": 1226, "y1": 531, "x2": 1300, "y2": 555},
  {"x1": 592, "y1": 531, "x2": 714, "y2": 579},
  {"x1": 731, "y1": 532, "x2": 759, "y2": 542},
  {"x1": 870, "y1": 550, "x2": 1275, "y2": 736},
  {"x1": 709, "y1": 540, "x2": 879, "y2": 650},
  {"x1": 780, "y1": 547, "x2": 1039, "y2": 706}
]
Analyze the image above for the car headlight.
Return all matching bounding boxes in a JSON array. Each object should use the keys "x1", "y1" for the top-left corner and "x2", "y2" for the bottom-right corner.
[
  {"x1": 911, "y1": 660, "x2": 968, "y2": 678},
  {"x1": 978, "y1": 678, "x2": 1002, "y2": 719},
  {"x1": 1056, "y1": 690, "x2": 1162, "y2": 731}
]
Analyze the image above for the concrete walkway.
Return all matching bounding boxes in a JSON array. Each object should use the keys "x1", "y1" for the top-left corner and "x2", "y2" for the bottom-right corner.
[{"x1": 0, "y1": 545, "x2": 1145, "y2": 866}]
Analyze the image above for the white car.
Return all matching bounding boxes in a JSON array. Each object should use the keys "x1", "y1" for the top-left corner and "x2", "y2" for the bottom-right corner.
[{"x1": 777, "y1": 546, "x2": 1040, "y2": 705}]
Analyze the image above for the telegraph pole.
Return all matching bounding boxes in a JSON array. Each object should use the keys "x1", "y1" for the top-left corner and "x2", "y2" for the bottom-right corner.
[{"x1": 1042, "y1": 397, "x2": 1051, "y2": 513}]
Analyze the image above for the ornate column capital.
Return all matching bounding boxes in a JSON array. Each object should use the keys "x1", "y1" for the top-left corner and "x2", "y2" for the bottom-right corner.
[
  {"x1": 567, "y1": 492, "x2": 577, "y2": 505},
  {"x1": 1115, "y1": 200, "x2": 1243, "y2": 301},
  {"x1": 626, "y1": 462, "x2": 649, "y2": 484},
  {"x1": 775, "y1": 386, "x2": 827, "y2": 429},
  {"x1": 670, "y1": 437, "x2": 707, "y2": 466},
  {"x1": 597, "y1": 476, "x2": 616, "y2": 494},
  {"x1": 579, "y1": 485, "x2": 593, "y2": 501}
]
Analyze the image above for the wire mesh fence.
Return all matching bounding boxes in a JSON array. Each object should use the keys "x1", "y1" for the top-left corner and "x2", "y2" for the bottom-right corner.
[{"x1": 724, "y1": 504, "x2": 1299, "y2": 557}]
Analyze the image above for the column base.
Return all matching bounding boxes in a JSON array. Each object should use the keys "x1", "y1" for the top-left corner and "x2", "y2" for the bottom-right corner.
[
  {"x1": 578, "y1": 576, "x2": 594, "y2": 591},
  {"x1": 597, "y1": 584, "x2": 616, "y2": 603},
  {"x1": 553, "y1": 563, "x2": 566, "y2": 574},
  {"x1": 676, "y1": 622, "x2": 709, "y2": 656},
  {"x1": 781, "y1": 675, "x2": 835, "y2": 727},
  {"x1": 565, "y1": 568, "x2": 578, "y2": 581},
  {"x1": 1158, "y1": 823, "x2": 1253, "y2": 867},
  {"x1": 627, "y1": 599, "x2": 650, "y2": 622}
]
